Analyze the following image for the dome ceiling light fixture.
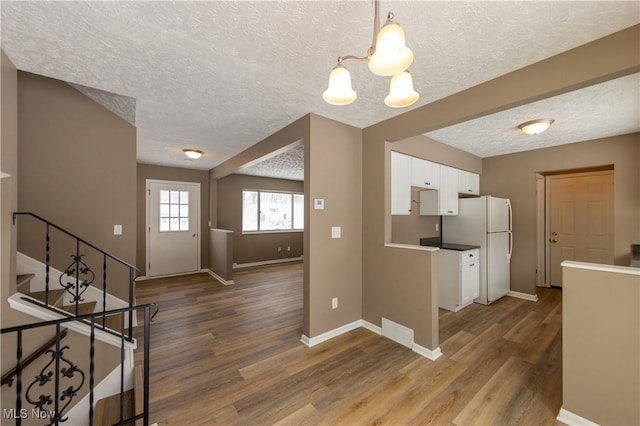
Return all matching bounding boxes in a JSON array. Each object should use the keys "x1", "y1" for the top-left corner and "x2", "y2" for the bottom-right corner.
[
  {"x1": 183, "y1": 149, "x2": 204, "y2": 160},
  {"x1": 323, "y1": 0, "x2": 419, "y2": 108},
  {"x1": 518, "y1": 119, "x2": 555, "y2": 135}
]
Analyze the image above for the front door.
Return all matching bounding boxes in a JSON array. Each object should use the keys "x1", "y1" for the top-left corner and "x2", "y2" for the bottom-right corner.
[
  {"x1": 548, "y1": 171, "x2": 613, "y2": 286},
  {"x1": 147, "y1": 180, "x2": 200, "y2": 277}
]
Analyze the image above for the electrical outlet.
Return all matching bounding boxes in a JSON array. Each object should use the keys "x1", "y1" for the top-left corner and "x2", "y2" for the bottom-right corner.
[
  {"x1": 287, "y1": 246, "x2": 291, "y2": 251},
  {"x1": 332, "y1": 297, "x2": 338, "y2": 309},
  {"x1": 114, "y1": 225, "x2": 122, "y2": 235},
  {"x1": 435, "y1": 223, "x2": 439, "y2": 231},
  {"x1": 278, "y1": 247, "x2": 282, "y2": 252}
]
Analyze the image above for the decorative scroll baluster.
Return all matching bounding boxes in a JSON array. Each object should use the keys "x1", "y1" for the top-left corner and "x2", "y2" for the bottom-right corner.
[
  {"x1": 23, "y1": 324, "x2": 85, "y2": 425},
  {"x1": 59, "y1": 252, "x2": 94, "y2": 315},
  {"x1": 2, "y1": 303, "x2": 154, "y2": 426}
]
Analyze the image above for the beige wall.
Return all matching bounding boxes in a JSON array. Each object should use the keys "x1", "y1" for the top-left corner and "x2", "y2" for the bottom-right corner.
[
  {"x1": 17, "y1": 72, "x2": 137, "y2": 301},
  {"x1": 1, "y1": 51, "x2": 18, "y2": 306},
  {"x1": 136, "y1": 163, "x2": 209, "y2": 275},
  {"x1": 307, "y1": 114, "x2": 362, "y2": 337},
  {"x1": 562, "y1": 264, "x2": 639, "y2": 425},
  {"x1": 362, "y1": 25, "x2": 639, "y2": 352},
  {"x1": 209, "y1": 229, "x2": 233, "y2": 281},
  {"x1": 482, "y1": 134, "x2": 640, "y2": 295},
  {"x1": 211, "y1": 114, "x2": 363, "y2": 339},
  {"x1": 216, "y1": 173, "x2": 303, "y2": 265}
]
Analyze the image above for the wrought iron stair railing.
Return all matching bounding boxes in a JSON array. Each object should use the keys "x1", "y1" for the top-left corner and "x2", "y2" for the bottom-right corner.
[
  {"x1": 1, "y1": 305, "x2": 153, "y2": 426},
  {"x1": 13, "y1": 212, "x2": 139, "y2": 339}
]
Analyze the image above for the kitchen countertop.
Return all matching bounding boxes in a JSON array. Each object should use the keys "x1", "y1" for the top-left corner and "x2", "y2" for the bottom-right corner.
[
  {"x1": 384, "y1": 243, "x2": 440, "y2": 252},
  {"x1": 419, "y1": 237, "x2": 480, "y2": 251}
]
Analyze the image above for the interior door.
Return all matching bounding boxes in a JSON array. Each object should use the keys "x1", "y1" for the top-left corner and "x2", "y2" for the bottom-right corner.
[
  {"x1": 147, "y1": 180, "x2": 200, "y2": 277},
  {"x1": 549, "y1": 171, "x2": 614, "y2": 286}
]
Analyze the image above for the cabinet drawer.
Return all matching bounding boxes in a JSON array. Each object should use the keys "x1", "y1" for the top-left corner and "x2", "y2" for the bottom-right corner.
[{"x1": 462, "y1": 249, "x2": 479, "y2": 262}]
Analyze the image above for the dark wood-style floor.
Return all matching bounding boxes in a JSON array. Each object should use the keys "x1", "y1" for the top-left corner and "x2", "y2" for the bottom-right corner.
[{"x1": 134, "y1": 262, "x2": 563, "y2": 425}]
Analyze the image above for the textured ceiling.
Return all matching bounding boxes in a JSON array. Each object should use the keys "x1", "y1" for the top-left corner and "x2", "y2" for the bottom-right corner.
[
  {"x1": 426, "y1": 73, "x2": 640, "y2": 158},
  {"x1": 1, "y1": 1, "x2": 639, "y2": 175},
  {"x1": 238, "y1": 144, "x2": 305, "y2": 181}
]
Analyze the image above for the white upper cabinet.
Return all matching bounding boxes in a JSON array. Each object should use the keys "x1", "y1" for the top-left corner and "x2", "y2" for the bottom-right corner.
[
  {"x1": 458, "y1": 170, "x2": 480, "y2": 195},
  {"x1": 419, "y1": 165, "x2": 459, "y2": 216},
  {"x1": 410, "y1": 157, "x2": 440, "y2": 189},
  {"x1": 391, "y1": 151, "x2": 412, "y2": 215}
]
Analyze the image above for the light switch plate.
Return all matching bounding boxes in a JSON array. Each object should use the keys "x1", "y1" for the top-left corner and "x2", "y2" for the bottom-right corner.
[
  {"x1": 331, "y1": 226, "x2": 341, "y2": 239},
  {"x1": 314, "y1": 198, "x2": 325, "y2": 210},
  {"x1": 114, "y1": 225, "x2": 122, "y2": 235}
]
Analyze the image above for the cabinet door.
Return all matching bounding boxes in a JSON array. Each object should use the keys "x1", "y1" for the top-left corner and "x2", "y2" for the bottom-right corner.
[
  {"x1": 440, "y1": 166, "x2": 459, "y2": 215},
  {"x1": 461, "y1": 259, "x2": 480, "y2": 304},
  {"x1": 411, "y1": 157, "x2": 440, "y2": 189},
  {"x1": 391, "y1": 151, "x2": 412, "y2": 215},
  {"x1": 458, "y1": 170, "x2": 480, "y2": 195}
]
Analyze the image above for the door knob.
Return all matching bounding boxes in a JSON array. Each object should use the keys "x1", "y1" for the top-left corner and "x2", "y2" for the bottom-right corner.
[
  {"x1": 192, "y1": 233, "x2": 197, "y2": 237},
  {"x1": 551, "y1": 231, "x2": 558, "y2": 236},
  {"x1": 550, "y1": 238, "x2": 558, "y2": 243}
]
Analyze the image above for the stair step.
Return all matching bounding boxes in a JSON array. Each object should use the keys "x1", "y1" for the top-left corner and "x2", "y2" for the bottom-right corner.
[
  {"x1": 104, "y1": 314, "x2": 123, "y2": 332},
  {"x1": 94, "y1": 389, "x2": 135, "y2": 426},
  {"x1": 26, "y1": 289, "x2": 65, "y2": 306},
  {"x1": 16, "y1": 274, "x2": 35, "y2": 292},
  {"x1": 59, "y1": 301, "x2": 97, "y2": 316}
]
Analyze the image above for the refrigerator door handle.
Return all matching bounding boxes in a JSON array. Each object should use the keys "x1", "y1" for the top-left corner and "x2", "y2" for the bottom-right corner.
[
  {"x1": 508, "y1": 231, "x2": 513, "y2": 262},
  {"x1": 506, "y1": 199, "x2": 513, "y2": 232}
]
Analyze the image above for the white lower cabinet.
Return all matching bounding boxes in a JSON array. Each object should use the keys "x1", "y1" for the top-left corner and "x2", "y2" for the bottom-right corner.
[{"x1": 439, "y1": 249, "x2": 480, "y2": 312}]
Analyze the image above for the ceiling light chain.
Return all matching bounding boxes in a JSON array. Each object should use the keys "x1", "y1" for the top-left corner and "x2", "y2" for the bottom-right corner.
[{"x1": 323, "y1": 0, "x2": 419, "y2": 108}]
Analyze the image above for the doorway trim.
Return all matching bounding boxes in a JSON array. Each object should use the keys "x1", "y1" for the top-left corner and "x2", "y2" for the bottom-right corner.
[{"x1": 145, "y1": 179, "x2": 201, "y2": 278}]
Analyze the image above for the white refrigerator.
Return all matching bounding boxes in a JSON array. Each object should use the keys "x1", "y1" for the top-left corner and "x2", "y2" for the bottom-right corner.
[{"x1": 442, "y1": 196, "x2": 513, "y2": 305}]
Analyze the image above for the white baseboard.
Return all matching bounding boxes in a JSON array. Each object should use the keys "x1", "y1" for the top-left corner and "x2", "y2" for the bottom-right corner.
[
  {"x1": 300, "y1": 318, "x2": 443, "y2": 362},
  {"x1": 556, "y1": 407, "x2": 599, "y2": 426},
  {"x1": 135, "y1": 269, "x2": 205, "y2": 281},
  {"x1": 300, "y1": 320, "x2": 361, "y2": 347},
  {"x1": 412, "y1": 343, "x2": 443, "y2": 361},
  {"x1": 507, "y1": 290, "x2": 539, "y2": 302},
  {"x1": 361, "y1": 320, "x2": 382, "y2": 335},
  {"x1": 233, "y1": 257, "x2": 303, "y2": 269},
  {"x1": 206, "y1": 269, "x2": 235, "y2": 285}
]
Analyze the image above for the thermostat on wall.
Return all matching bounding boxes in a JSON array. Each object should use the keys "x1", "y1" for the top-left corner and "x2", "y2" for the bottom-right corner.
[{"x1": 314, "y1": 198, "x2": 325, "y2": 210}]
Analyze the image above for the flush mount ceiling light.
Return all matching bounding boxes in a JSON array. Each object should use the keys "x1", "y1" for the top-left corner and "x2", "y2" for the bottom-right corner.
[
  {"x1": 518, "y1": 119, "x2": 554, "y2": 135},
  {"x1": 183, "y1": 149, "x2": 204, "y2": 160},
  {"x1": 323, "y1": 0, "x2": 419, "y2": 108}
]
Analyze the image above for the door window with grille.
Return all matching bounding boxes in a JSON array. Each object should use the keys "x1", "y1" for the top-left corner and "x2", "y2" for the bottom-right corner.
[{"x1": 159, "y1": 190, "x2": 190, "y2": 232}]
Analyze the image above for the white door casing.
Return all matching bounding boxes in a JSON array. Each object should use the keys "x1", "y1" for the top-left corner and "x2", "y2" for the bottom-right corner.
[{"x1": 146, "y1": 180, "x2": 201, "y2": 278}]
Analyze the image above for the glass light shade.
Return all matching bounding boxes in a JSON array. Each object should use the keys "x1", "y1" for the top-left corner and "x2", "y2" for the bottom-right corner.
[
  {"x1": 183, "y1": 149, "x2": 203, "y2": 159},
  {"x1": 322, "y1": 64, "x2": 357, "y2": 105},
  {"x1": 518, "y1": 119, "x2": 554, "y2": 135},
  {"x1": 384, "y1": 71, "x2": 419, "y2": 108},
  {"x1": 368, "y1": 19, "x2": 414, "y2": 76}
]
